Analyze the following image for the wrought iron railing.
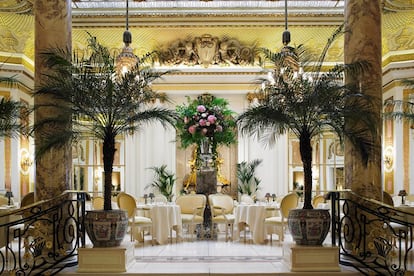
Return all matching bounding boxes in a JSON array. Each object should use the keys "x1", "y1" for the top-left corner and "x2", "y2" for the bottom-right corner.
[
  {"x1": 331, "y1": 191, "x2": 414, "y2": 275},
  {"x1": 1, "y1": 189, "x2": 413, "y2": 275},
  {"x1": 0, "y1": 191, "x2": 86, "y2": 275}
]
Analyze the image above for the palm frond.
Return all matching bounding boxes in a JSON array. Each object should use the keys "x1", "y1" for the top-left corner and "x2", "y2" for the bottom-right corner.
[{"x1": 0, "y1": 95, "x2": 25, "y2": 139}]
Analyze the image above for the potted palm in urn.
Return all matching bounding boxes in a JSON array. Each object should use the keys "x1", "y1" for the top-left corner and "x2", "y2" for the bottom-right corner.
[
  {"x1": 237, "y1": 25, "x2": 378, "y2": 245},
  {"x1": 34, "y1": 35, "x2": 178, "y2": 247}
]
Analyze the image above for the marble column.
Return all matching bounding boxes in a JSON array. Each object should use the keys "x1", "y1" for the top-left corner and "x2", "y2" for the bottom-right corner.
[
  {"x1": 344, "y1": 0, "x2": 382, "y2": 201},
  {"x1": 34, "y1": 1, "x2": 72, "y2": 200}
]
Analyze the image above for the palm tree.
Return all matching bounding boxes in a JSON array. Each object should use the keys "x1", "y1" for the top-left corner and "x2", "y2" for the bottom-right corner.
[
  {"x1": 0, "y1": 75, "x2": 26, "y2": 139},
  {"x1": 237, "y1": 25, "x2": 378, "y2": 210},
  {"x1": 34, "y1": 35, "x2": 178, "y2": 211},
  {"x1": 237, "y1": 159, "x2": 262, "y2": 196},
  {"x1": 146, "y1": 165, "x2": 175, "y2": 202},
  {"x1": 384, "y1": 79, "x2": 414, "y2": 122},
  {"x1": 0, "y1": 97, "x2": 23, "y2": 138}
]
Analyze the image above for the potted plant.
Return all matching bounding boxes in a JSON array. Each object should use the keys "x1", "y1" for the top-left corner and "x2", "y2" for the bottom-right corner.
[
  {"x1": 145, "y1": 165, "x2": 175, "y2": 202},
  {"x1": 33, "y1": 35, "x2": 178, "y2": 247},
  {"x1": 237, "y1": 159, "x2": 262, "y2": 198},
  {"x1": 237, "y1": 25, "x2": 378, "y2": 245}
]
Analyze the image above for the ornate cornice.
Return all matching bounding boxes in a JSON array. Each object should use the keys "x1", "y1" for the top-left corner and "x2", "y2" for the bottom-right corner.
[
  {"x1": 382, "y1": 0, "x2": 414, "y2": 12},
  {"x1": 0, "y1": 0, "x2": 33, "y2": 14}
]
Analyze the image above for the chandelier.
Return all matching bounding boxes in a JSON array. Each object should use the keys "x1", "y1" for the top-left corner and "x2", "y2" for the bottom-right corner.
[
  {"x1": 116, "y1": 0, "x2": 138, "y2": 75},
  {"x1": 248, "y1": 0, "x2": 300, "y2": 104}
]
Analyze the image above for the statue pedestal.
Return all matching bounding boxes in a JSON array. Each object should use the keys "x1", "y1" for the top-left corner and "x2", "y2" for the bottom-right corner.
[
  {"x1": 196, "y1": 169, "x2": 217, "y2": 239},
  {"x1": 196, "y1": 169, "x2": 217, "y2": 195}
]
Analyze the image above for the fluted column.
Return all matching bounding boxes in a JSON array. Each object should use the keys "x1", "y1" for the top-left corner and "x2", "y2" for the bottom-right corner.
[
  {"x1": 34, "y1": 1, "x2": 72, "y2": 200},
  {"x1": 344, "y1": 0, "x2": 382, "y2": 201}
]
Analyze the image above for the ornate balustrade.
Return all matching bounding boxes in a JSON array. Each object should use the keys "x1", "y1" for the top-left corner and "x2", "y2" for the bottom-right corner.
[
  {"x1": 0, "y1": 191, "x2": 86, "y2": 275},
  {"x1": 331, "y1": 191, "x2": 414, "y2": 275}
]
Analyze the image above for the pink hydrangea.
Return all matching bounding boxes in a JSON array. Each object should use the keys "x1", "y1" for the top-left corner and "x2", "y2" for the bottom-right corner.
[
  {"x1": 201, "y1": 128, "x2": 208, "y2": 135},
  {"x1": 197, "y1": 105, "x2": 206, "y2": 113},
  {"x1": 199, "y1": 119, "x2": 206, "y2": 126},
  {"x1": 188, "y1": 125, "x2": 196, "y2": 134},
  {"x1": 207, "y1": 115, "x2": 217, "y2": 124}
]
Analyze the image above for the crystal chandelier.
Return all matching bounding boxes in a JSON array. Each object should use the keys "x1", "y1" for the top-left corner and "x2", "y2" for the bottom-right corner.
[{"x1": 116, "y1": 0, "x2": 138, "y2": 75}]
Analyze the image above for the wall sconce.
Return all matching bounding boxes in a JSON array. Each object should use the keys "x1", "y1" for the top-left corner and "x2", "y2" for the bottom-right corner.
[
  {"x1": 384, "y1": 145, "x2": 394, "y2": 172},
  {"x1": 20, "y1": 148, "x2": 33, "y2": 175}
]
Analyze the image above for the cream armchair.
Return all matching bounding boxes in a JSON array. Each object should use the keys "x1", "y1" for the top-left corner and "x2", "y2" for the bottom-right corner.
[
  {"x1": 208, "y1": 193, "x2": 235, "y2": 242},
  {"x1": 264, "y1": 192, "x2": 298, "y2": 243},
  {"x1": 176, "y1": 194, "x2": 206, "y2": 241},
  {"x1": 117, "y1": 192, "x2": 153, "y2": 245}
]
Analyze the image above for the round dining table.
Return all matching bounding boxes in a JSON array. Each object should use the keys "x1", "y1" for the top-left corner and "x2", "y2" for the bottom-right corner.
[
  {"x1": 146, "y1": 203, "x2": 182, "y2": 245},
  {"x1": 234, "y1": 203, "x2": 279, "y2": 244}
]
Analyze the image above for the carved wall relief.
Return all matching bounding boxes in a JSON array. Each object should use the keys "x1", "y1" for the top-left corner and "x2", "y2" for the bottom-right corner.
[{"x1": 157, "y1": 34, "x2": 257, "y2": 68}]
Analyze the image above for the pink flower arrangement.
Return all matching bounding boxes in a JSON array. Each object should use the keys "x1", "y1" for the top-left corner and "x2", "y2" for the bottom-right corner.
[
  {"x1": 185, "y1": 104, "x2": 224, "y2": 137},
  {"x1": 176, "y1": 94, "x2": 236, "y2": 150}
]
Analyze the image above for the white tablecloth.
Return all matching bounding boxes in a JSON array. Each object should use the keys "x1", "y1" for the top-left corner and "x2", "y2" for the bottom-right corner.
[
  {"x1": 149, "y1": 204, "x2": 182, "y2": 245},
  {"x1": 234, "y1": 204, "x2": 279, "y2": 244}
]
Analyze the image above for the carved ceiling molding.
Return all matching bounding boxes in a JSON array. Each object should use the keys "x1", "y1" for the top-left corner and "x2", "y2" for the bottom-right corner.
[
  {"x1": 0, "y1": 0, "x2": 33, "y2": 14},
  {"x1": 382, "y1": 0, "x2": 414, "y2": 12},
  {"x1": 157, "y1": 34, "x2": 257, "y2": 68}
]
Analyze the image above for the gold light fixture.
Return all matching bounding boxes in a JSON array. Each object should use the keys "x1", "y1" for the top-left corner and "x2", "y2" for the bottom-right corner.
[
  {"x1": 20, "y1": 148, "x2": 33, "y2": 175},
  {"x1": 116, "y1": 0, "x2": 138, "y2": 75},
  {"x1": 251, "y1": 0, "x2": 297, "y2": 104},
  {"x1": 383, "y1": 145, "x2": 394, "y2": 172}
]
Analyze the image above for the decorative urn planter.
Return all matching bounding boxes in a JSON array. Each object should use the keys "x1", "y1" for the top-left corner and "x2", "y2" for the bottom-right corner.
[
  {"x1": 84, "y1": 209, "x2": 129, "y2": 247},
  {"x1": 287, "y1": 208, "x2": 331, "y2": 246}
]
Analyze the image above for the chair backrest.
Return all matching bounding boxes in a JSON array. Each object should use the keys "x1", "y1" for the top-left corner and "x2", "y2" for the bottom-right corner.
[
  {"x1": 176, "y1": 194, "x2": 206, "y2": 215},
  {"x1": 240, "y1": 194, "x2": 254, "y2": 204},
  {"x1": 312, "y1": 194, "x2": 325, "y2": 207},
  {"x1": 208, "y1": 194, "x2": 234, "y2": 216},
  {"x1": 92, "y1": 196, "x2": 104, "y2": 210},
  {"x1": 383, "y1": 191, "x2": 394, "y2": 206},
  {"x1": 117, "y1": 192, "x2": 137, "y2": 218},
  {"x1": 21, "y1": 192, "x2": 34, "y2": 207},
  {"x1": 116, "y1": 192, "x2": 126, "y2": 208},
  {"x1": 0, "y1": 195, "x2": 14, "y2": 206},
  {"x1": 280, "y1": 193, "x2": 298, "y2": 218}
]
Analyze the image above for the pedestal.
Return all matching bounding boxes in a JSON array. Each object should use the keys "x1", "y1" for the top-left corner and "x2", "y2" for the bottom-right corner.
[
  {"x1": 283, "y1": 242, "x2": 340, "y2": 272},
  {"x1": 196, "y1": 169, "x2": 217, "y2": 239},
  {"x1": 77, "y1": 242, "x2": 134, "y2": 273}
]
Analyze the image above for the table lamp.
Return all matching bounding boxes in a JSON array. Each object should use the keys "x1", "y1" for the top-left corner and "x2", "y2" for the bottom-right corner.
[
  {"x1": 398, "y1": 190, "x2": 407, "y2": 205},
  {"x1": 5, "y1": 191, "x2": 13, "y2": 206}
]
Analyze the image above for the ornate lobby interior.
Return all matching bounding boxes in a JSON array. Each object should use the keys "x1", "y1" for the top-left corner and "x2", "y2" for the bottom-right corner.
[{"x1": 1, "y1": 0, "x2": 414, "y2": 275}]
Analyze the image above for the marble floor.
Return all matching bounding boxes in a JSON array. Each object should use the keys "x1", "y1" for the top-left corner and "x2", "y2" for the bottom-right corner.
[{"x1": 60, "y1": 230, "x2": 362, "y2": 276}]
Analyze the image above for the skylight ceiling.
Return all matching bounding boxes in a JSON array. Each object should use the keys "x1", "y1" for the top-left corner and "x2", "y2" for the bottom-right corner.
[{"x1": 71, "y1": 0, "x2": 345, "y2": 16}]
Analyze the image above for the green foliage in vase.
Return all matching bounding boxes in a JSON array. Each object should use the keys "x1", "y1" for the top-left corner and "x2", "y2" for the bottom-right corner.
[
  {"x1": 237, "y1": 159, "x2": 263, "y2": 196},
  {"x1": 146, "y1": 165, "x2": 175, "y2": 202},
  {"x1": 237, "y1": 25, "x2": 379, "y2": 210},
  {"x1": 33, "y1": 34, "x2": 178, "y2": 210}
]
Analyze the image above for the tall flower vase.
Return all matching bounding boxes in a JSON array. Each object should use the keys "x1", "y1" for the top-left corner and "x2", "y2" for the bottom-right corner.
[{"x1": 198, "y1": 139, "x2": 215, "y2": 171}]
